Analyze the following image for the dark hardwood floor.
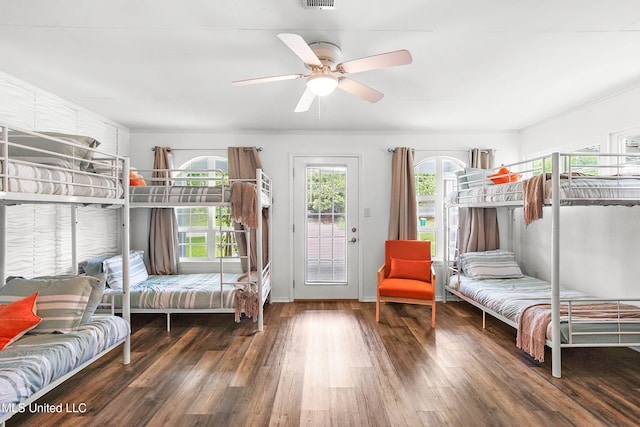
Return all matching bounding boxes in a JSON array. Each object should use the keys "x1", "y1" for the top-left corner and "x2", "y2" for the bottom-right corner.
[{"x1": 9, "y1": 301, "x2": 640, "y2": 426}]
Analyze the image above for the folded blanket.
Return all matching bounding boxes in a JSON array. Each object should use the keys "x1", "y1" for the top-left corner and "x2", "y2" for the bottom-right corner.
[
  {"x1": 516, "y1": 302, "x2": 640, "y2": 362},
  {"x1": 522, "y1": 174, "x2": 545, "y2": 225},
  {"x1": 522, "y1": 172, "x2": 587, "y2": 225},
  {"x1": 234, "y1": 272, "x2": 259, "y2": 322},
  {"x1": 230, "y1": 182, "x2": 258, "y2": 228}
]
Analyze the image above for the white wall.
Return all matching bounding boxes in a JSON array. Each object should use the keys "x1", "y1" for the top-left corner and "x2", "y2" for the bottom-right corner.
[
  {"x1": 518, "y1": 84, "x2": 640, "y2": 298},
  {"x1": 129, "y1": 130, "x2": 519, "y2": 302},
  {"x1": 0, "y1": 72, "x2": 130, "y2": 277}
]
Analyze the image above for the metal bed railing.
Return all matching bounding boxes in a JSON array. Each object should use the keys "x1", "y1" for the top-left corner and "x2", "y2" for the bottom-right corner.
[
  {"x1": 0, "y1": 125, "x2": 126, "y2": 205},
  {"x1": 448, "y1": 152, "x2": 640, "y2": 207}
]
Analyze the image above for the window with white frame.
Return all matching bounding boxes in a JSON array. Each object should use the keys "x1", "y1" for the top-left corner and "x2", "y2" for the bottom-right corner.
[
  {"x1": 622, "y1": 135, "x2": 640, "y2": 174},
  {"x1": 532, "y1": 144, "x2": 601, "y2": 175},
  {"x1": 415, "y1": 157, "x2": 464, "y2": 259},
  {"x1": 176, "y1": 156, "x2": 238, "y2": 262}
]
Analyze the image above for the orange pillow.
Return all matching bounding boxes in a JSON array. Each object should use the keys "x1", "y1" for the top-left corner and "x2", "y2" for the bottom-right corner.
[
  {"x1": 0, "y1": 292, "x2": 41, "y2": 350},
  {"x1": 488, "y1": 165, "x2": 520, "y2": 184},
  {"x1": 129, "y1": 170, "x2": 146, "y2": 187},
  {"x1": 388, "y1": 258, "x2": 432, "y2": 282}
]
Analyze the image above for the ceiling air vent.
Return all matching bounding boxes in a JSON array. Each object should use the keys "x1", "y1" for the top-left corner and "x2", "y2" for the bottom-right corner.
[{"x1": 302, "y1": 0, "x2": 335, "y2": 10}]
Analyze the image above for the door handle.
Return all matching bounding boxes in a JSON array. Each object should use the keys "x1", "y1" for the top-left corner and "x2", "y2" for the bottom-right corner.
[{"x1": 349, "y1": 237, "x2": 357, "y2": 243}]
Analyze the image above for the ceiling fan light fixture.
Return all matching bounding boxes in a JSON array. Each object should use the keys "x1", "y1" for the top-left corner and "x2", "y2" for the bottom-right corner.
[{"x1": 306, "y1": 72, "x2": 338, "y2": 96}]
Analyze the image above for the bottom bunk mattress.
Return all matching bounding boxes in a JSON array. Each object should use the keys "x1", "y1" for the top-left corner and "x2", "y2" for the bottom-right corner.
[
  {"x1": 0, "y1": 315, "x2": 129, "y2": 419},
  {"x1": 105, "y1": 273, "x2": 249, "y2": 310},
  {"x1": 448, "y1": 274, "x2": 640, "y2": 361},
  {"x1": 448, "y1": 274, "x2": 589, "y2": 324}
]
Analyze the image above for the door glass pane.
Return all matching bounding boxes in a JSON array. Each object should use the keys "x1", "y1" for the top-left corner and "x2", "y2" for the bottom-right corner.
[{"x1": 305, "y1": 166, "x2": 347, "y2": 283}]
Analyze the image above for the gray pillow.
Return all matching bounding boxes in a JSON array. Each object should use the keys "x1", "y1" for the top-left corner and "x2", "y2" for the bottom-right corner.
[
  {"x1": 81, "y1": 256, "x2": 109, "y2": 276},
  {"x1": 9, "y1": 131, "x2": 101, "y2": 171},
  {"x1": 0, "y1": 277, "x2": 93, "y2": 333}
]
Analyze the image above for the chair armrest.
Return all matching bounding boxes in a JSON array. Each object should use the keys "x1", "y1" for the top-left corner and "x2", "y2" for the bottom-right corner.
[
  {"x1": 377, "y1": 264, "x2": 385, "y2": 285},
  {"x1": 430, "y1": 264, "x2": 437, "y2": 285}
]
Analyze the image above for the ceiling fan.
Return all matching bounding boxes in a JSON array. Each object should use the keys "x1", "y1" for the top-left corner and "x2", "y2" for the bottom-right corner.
[{"x1": 232, "y1": 33, "x2": 413, "y2": 113}]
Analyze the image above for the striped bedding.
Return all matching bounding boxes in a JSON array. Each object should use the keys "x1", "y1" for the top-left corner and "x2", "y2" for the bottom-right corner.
[
  {"x1": 449, "y1": 274, "x2": 640, "y2": 348},
  {"x1": 449, "y1": 274, "x2": 590, "y2": 324},
  {"x1": 129, "y1": 186, "x2": 230, "y2": 204},
  {"x1": 129, "y1": 184, "x2": 270, "y2": 207},
  {"x1": 449, "y1": 176, "x2": 640, "y2": 205},
  {"x1": 0, "y1": 315, "x2": 129, "y2": 419},
  {"x1": 0, "y1": 160, "x2": 120, "y2": 198},
  {"x1": 104, "y1": 273, "x2": 244, "y2": 310}
]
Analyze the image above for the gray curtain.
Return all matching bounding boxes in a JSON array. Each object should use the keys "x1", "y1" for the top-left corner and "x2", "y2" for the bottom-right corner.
[
  {"x1": 469, "y1": 148, "x2": 495, "y2": 169},
  {"x1": 148, "y1": 146, "x2": 178, "y2": 275},
  {"x1": 388, "y1": 147, "x2": 417, "y2": 240},
  {"x1": 228, "y1": 147, "x2": 269, "y2": 273},
  {"x1": 459, "y1": 147, "x2": 499, "y2": 255},
  {"x1": 458, "y1": 207, "x2": 500, "y2": 253}
]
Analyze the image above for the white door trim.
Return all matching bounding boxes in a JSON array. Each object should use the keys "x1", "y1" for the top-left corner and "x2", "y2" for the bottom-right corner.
[{"x1": 288, "y1": 153, "x2": 363, "y2": 301}]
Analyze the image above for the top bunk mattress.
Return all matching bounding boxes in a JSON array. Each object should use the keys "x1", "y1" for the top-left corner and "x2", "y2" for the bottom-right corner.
[
  {"x1": 449, "y1": 176, "x2": 640, "y2": 206},
  {"x1": 129, "y1": 183, "x2": 271, "y2": 207},
  {"x1": 129, "y1": 185, "x2": 231, "y2": 204},
  {"x1": 0, "y1": 161, "x2": 121, "y2": 199}
]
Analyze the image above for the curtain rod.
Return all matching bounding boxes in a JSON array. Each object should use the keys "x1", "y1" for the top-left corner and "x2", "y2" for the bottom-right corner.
[
  {"x1": 152, "y1": 147, "x2": 262, "y2": 151},
  {"x1": 387, "y1": 148, "x2": 469, "y2": 152}
]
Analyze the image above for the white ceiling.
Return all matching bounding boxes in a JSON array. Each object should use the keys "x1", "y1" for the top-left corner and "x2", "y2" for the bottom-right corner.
[{"x1": 1, "y1": 0, "x2": 640, "y2": 132}]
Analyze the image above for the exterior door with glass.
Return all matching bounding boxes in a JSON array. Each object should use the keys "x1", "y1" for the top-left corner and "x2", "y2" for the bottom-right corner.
[{"x1": 293, "y1": 156, "x2": 359, "y2": 299}]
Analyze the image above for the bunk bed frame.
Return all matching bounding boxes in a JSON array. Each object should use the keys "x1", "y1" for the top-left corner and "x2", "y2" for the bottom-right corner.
[
  {"x1": 123, "y1": 166, "x2": 272, "y2": 332},
  {"x1": 0, "y1": 125, "x2": 131, "y2": 425},
  {"x1": 444, "y1": 151, "x2": 640, "y2": 377}
]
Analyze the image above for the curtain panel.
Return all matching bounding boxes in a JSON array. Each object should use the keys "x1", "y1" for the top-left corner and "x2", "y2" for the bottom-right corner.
[
  {"x1": 148, "y1": 146, "x2": 179, "y2": 275},
  {"x1": 228, "y1": 147, "x2": 269, "y2": 273},
  {"x1": 459, "y1": 147, "x2": 499, "y2": 255},
  {"x1": 388, "y1": 147, "x2": 417, "y2": 240}
]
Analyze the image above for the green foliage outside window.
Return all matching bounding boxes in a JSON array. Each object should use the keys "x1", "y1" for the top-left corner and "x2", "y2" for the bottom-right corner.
[
  {"x1": 306, "y1": 171, "x2": 346, "y2": 213},
  {"x1": 415, "y1": 173, "x2": 436, "y2": 196}
]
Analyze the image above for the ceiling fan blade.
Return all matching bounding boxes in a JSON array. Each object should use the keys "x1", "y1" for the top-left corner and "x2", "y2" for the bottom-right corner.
[
  {"x1": 277, "y1": 33, "x2": 323, "y2": 67},
  {"x1": 337, "y1": 49, "x2": 412, "y2": 74},
  {"x1": 338, "y1": 78, "x2": 384, "y2": 103},
  {"x1": 232, "y1": 73, "x2": 306, "y2": 86},
  {"x1": 294, "y1": 88, "x2": 316, "y2": 112}
]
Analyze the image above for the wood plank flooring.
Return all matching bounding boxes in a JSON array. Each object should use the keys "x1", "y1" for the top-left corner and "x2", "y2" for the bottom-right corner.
[{"x1": 8, "y1": 301, "x2": 640, "y2": 426}]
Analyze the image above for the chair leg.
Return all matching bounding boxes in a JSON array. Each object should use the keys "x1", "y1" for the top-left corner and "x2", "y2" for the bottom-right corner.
[
  {"x1": 376, "y1": 295, "x2": 380, "y2": 322},
  {"x1": 431, "y1": 300, "x2": 436, "y2": 328}
]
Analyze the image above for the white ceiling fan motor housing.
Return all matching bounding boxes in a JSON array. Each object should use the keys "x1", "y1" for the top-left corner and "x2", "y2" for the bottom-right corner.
[{"x1": 307, "y1": 42, "x2": 342, "y2": 68}]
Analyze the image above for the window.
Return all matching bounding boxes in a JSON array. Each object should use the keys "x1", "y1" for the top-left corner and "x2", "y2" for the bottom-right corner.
[
  {"x1": 176, "y1": 156, "x2": 238, "y2": 261},
  {"x1": 532, "y1": 144, "x2": 600, "y2": 175},
  {"x1": 622, "y1": 136, "x2": 640, "y2": 174},
  {"x1": 415, "y1": 157, "x2": 464, "y2": 258}
]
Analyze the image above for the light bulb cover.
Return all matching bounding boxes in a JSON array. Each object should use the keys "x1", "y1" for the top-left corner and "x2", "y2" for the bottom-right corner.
[{"x1": 306, "y1": 72, "x2": 338, "y2": 96}]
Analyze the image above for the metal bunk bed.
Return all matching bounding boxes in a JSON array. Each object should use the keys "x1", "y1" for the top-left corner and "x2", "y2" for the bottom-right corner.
[
  {"x1": 444, "y1": 151, "x2": 640, "y2": 377},
  {"x1": 0, "y1": 125, "x2": 131, "y2": 425},
  {"x1": 122, "y1": 166, "x2": 273, "y2": 332}
]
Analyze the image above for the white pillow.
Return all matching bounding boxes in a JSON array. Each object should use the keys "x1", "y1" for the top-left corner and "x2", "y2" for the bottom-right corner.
[
  {"x1": 103, "y1": 250, "x2": 149, "y2": 289},
  {"x1": 460, "y1": 250, "x2": 523, "y2": 280}
]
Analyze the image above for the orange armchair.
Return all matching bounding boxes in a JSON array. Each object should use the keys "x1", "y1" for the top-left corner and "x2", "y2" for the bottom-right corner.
[{"x1": 376, "y1": 240, "x2": 436, "y2": 327}]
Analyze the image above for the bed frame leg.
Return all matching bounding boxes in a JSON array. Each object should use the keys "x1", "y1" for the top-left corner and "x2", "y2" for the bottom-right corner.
[
  {"x1": 166, "y1": 313, "x2": 171, "y2": 332},
  {"x1": 482, "y1": 311, "x2": 486, "y2": 329}
]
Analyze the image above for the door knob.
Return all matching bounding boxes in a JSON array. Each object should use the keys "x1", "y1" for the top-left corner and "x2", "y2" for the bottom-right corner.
[{"x1": 349, "y1": 237, "x2": 357, "y2": 243}]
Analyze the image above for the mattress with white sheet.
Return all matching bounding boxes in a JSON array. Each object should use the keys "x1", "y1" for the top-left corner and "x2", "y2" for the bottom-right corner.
[
  {"x1": 0, "y1": 160, "x2": 120, "y2": 199},
  {"x1": 0, "y1": 315, "x2": 129, "y2": 419},
  {"x1": 449, "y1": 176, "x2": 640, "y2": 206}
]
